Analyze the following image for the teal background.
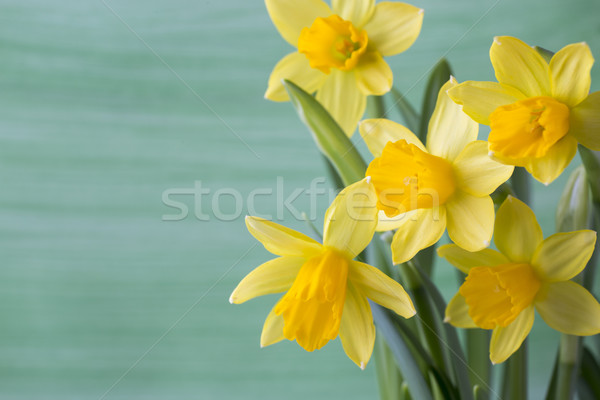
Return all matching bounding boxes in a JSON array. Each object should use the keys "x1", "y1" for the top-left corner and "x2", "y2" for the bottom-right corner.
[{"x1": 2, "y1": 0, "x2": 599, "y2": 399}]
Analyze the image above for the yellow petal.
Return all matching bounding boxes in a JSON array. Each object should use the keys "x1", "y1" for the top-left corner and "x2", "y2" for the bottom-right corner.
[
  {"x1": 524, "y1": 135, "x2": 578, "y2": 185},
  {"x1": 494, "y1": 196, "x2": 543, "y2": 263},
  {"x1": 323, "y1": 178, "x2": 378, "y2": 257},
  {"x1": 230, "y1": 256, "x2": 305, "y2": 304},
  {"x1": 531, "y1": 230, "x2": 596, "y2": 282},
  {"x1": 445, "y1": 293, "x2": 477, "y2": 328},
  {"x1": 331, "y1": 0, "x2": 375, "y2": 28},
  {"x1": 349, "y1": 261, "x2": 415, "y2": 318},
  {"x1": 438, "y1": 244, "x2": 509, "y2": 275},
  {"x1": 426, "y1": 79, "x2": 479, "y2": 162},
  {"x1": 246, "y1": 216, "x2": 322, "y2": 257},
  {"x1": 260, "y1": 308, "x2": 286, "y2": 347},
  {"x1": 265, "y1": 52, "x2": 327, "y2": 102},
  {"x1": 535, "y1": 281, "x2": 600, "y2": 336},
  {"x1": 570, "y1": 91, "x2": 600, "y2": 151},
  {"x1": 489, "y1": 305, "x2": 534, "y2": 364},
  {"x1": 453, "y1": 141, "x2": 514, "y2": 196},
  {"x1": 490, "y1": 36, "x2": 551, "y2": 97},
  {"x1": 359, "y1": 118, "x2": 424, "y2": 158},
  {"x1": 390, "y1": 207, "x2": 447, "y2": 265},
  {"x1": 265, "y1": 0, "x2": 331, "y2": 47},
  {"x1": 316, "y1": 70, "x2": 366, "y2": 136},
  {"x1": 550, "y1": 42, "x2": 594, "y2": 107},
  {"x1": 339, "y1": 281, "x2": 376, "y2": 369},
  {"x1": 362, "y1": 2, "x2": 423, "y2": 57},
  {"x1": 446, "y1": 192, "x2": 494, "y2": 252},
  {"x1": 354, "y1": 52, "x2": 393, "y2": 96},
  {"x1": 375, "y1": 209, "x2": 405, "y2": 232}
]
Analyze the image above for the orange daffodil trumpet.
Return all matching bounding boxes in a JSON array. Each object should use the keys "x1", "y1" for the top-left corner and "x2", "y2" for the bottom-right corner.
[
  {"x1": 264, "y1": 0, "x2": 424, "y2": 136},
  {"x1": 230, "y1": 178, "x2": 415, "y2": 369},
  {"x1": 448, "y1": 36, "x2": 600, "y2": 185},
  {"x1": 440, "y1": 196, "x2": 600, "y2": 364},
  {"x1": 363, "y1": 79, "x2": 514, "y2": 265}
]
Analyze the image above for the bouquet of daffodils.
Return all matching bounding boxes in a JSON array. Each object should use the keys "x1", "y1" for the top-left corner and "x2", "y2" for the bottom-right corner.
[{"x1": 231, "y1": 1, "x2": 600, "y2": 399}]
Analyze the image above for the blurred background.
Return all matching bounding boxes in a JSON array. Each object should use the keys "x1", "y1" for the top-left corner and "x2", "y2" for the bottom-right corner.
[{"x1": 2, "y1": 0, "x2": 599, "y2": 399}]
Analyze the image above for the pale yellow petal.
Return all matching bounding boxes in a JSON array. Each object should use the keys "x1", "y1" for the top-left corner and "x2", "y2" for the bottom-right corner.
[
  {"x1": 246, "y1": 216, "x2": 322, "y2": 257},
  {"x1": 570, "y1": 91, "x2": 600, "y2": 151},
  {"x1": 438, "y1": 244, "x2": 509, "y2": 275},
  {"x1": 390, "y1": 207, "x2": 447, "y2": 265},
  {"x1": 490, "y1": 36, "x2": 551, "y2": 97},
  {"x1": 490, "y1": 306, "x2": 534, "y2": 364},
  {"x1": 331, "y1": 0, "x2": 375, "y2": 28},
  {"x1": 535, "y1": 281, "x2": 600, "y2": 336},
  {"x1": 323, "y1": 178, "x2": 378, "y2": 257},
  {"x1": 362, "y1": 2, "x2": 423, "y2": 56},
  {"x1": 550, "y1": 42, "x2": 594, "y2": 107},
  {"x1": 316, "y1": 70, "x2": 366, "y2": 136},
  {"x1": 531, "y1": 230, "x2": 596, "y2": 282},
  {"x1": 453, "y1": 141, "x2": 514, "y2": 196},
  {"x1": 447, "y1": 81, "x2": 526, "y2": 125},
  {"x1": 260, "y1": 308, "x2": 286, "y2": 347},
  {"x1": 339, "y1": 281, "x2": 376, "y2": 369},
  {"x1": 265, "y1": 0, "x2": 331, "y2": 47},
  {"x1": 354, "y1": 52, "x2": 393, "y2": 96},
  {"x1": 524, "y1": 135, "x2": 578, "y2": 185},
  {"x1": 445, "y1": 293, "x2": 477, "y2": 328},
  {"x1": 494, "y1": 196, "x2": 543, "y2": 263},
  {"x1": 265, "y1": 52, "x2": 327, "y2": 102},
  {"x1": 349, "y1": 261, "x2": 415, "y2": 318},
  {"x1": 375, "y1": 209, "x2": 405, "y2": 232},
  {"x1": 446, "y1": 192, "x2": 494, "y2": 252},
  {"x1": 359, "y1": 118, "x2": 424, "y2": 158},
  {"x1": 426, "y1": 79, "x2": 479, "y2": 162}
]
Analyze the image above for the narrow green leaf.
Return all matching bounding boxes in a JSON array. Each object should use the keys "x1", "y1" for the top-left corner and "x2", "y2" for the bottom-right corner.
[
  {"x1": 534, "y1": 46, "x2": 554, "y2": 63},
  {"x1": 418, "y1": 59, "x2": 452, "y2": 144},
  {"x1": 367, "y1": 95, "x2": 387, "y2": 119},
  {"x1": 578, "y1": 347, "x2": 600, "y2": 400},
  {"x1": 544, "y1": 353, "x2": 559, "y2": 400},
  {"x1": 374, "y1": 334, "x2": 404, "y2": 400},
  {"x1": 389, "y1": 87, "x2": 420, "y2": 133}
]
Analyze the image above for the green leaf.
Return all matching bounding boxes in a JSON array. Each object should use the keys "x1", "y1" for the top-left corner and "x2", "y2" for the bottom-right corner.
[
  {"x1": 534, "y1": 46, "x2": 554, "y2": 63},
  {"x1": 556, "y1": 166, "x2": 590, "y2": 233},
  {"x1": 419, "y1": 59, "x2": 452, "y2": 144},
  {"x1": 578, "y1": 347, "x2": 600, "y2": 400},
  {"x1": 389, "y1": 87, "x2": 420, "y2": 133},
  {"x1": 374, "y1": 335, "x2": 404, "y2": 400}
]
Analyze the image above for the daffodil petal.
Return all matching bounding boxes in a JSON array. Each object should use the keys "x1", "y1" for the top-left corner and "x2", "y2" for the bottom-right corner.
[
  {"x1": 447, "y1": 81, "x2": 526, "y2": 125},
  {"x1": 531, "y1": 230, "x2": 596, "y2": 282},
  {"x1": 354, "y1": 52, "x2": 393, "y2": 96},
  {"x1": 453, "y1": 141, "x2": 514, "y2": 196},
  {"x1": 230, "y1": 256, "x2": 305, "y2": 304},
  {"x1": 246, "y1": 216, "x2": 322, "y2": 257},
  {"x1": 331, "y1": 0, "x2": 375, "y2": 28},
  {"x1": 316, "y1": 70, "x2": 366, "y2": 136},
  {"x1": 490, "y1": 36, "x2": 551, "y2": 97},
  {"x1": 323, "y1": 178, "x2": 378, "y2": 257},
  {"x1": 570, "y1": 91, "x2": 600, "y2": 151},
  {"x1": 265, "y1": 52, "x2": 327, "y2": 102},
  {"x1": 536, "y1": 281, "x2": 600, "y2": 336},
  {"x1": 445, "y1": 293, "x2": 477, "y2": 328},
  {"x1": 390, "y1": 207, "x2": 447, "y2": 265},
  {"x1": 375, "y1": 209, "x2": 406, "y2": 232},
  {"x1": 550, "y1": 42, "x2": 594, "y2": 107},
  {"x1": 494, "y1": 196, "x2": 543, "y2": 263},
  {"x1": 426, "y1": 79, "x2": 479, "y2": 162},
  {"x1": 339, "y1": 281, "x2": 376, "y2": 369},
  {"x1": 446, "y1": 192, "x2": 494, "y2": 252},
  {"x1": 524, "y1": 135, "x2": 578, "y2": 185},
  {"x1": 265, "y1": 0, "x2": 332, "y2": 47},
  {"x1": 438, "y1": 244, "x2": 509, "y2": 275},
  {"x1": 359, "y1": 118, "x2": 424, "y2": 158},
  {"x1": 260, "y1": 308, "x2": 286, "y2": 347},
  {"x1": 363, "y1": 2, "x2": 423, "y2": 57},
  {"x1": 490, "y1": 306, "x2": 534, "y2": 364},
  {"x1": 349, "y1": 261, "x2": 415, "y2": 318}
]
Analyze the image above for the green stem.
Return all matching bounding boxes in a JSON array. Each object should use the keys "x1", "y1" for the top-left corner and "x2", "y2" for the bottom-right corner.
[
  {"x1": 466, "y1": 329, "x2": 491, "y2": 400},
  {"x1": 502, "y1": 341, "x2": 528, "y2": 399},
  {"x1": 367, "y1": 95, "x2": 387, "y2": 119},
  {"x1": 511, "y1": 167, "x2": 531, "y2": 204},
  {"x1": 555, "y1": 334, "x2": 580, "y2": 400}
]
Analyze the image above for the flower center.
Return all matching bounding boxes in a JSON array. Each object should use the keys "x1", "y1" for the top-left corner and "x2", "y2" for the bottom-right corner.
[
  {"x1": 460, "y1": 263, "x2": 541, "y2": 330},
  {"x1": 489, "y1": 96, "x2": 570, "y2": 160},
  {"x1": 274, "y1": 248, "x2": 349, "y2": 352},
  {"x1": 365, "y1": 140, "x2": 456, "y2": 217},
  {"x1": 298, "y1": 15, "x2": 368, "y2": 74}
]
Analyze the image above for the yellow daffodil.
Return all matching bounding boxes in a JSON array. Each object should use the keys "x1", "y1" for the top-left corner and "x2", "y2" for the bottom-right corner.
[
  {"x1": 448, "y1": 36, "x2": 600, "y2": 184},
  {"x1": 362, "y1": 79, "x2": 514, "y2": 264},
  {"x1": 264, "y1": 0, "x2": 424, "y2": 136},
  {"x1": 230, "y1": 178, "x2": 415, "y2": 368},
  {"x1": 440, "y1": 196, "x2": 600, "y2": 364}
]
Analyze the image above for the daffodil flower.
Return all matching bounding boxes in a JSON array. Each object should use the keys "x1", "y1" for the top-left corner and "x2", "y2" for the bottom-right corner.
[
  {"x1": 230, "y1": 178, "x2": 415, "y2": 368},
  {"x1": 448, "y1": 36, "x2": 600, "y2": 185},
  {"x1": 264, "y1": 0, "x2": 424, "y2": 136},
  {"x1": 440, "y1": 196, "x2": 600, "y2": 364},
  {"x1": 362, "y1": 79, "x2": 514, "y2": 264}
]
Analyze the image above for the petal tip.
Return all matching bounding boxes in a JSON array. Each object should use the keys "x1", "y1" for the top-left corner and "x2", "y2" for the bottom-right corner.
[
  {"x1": 419, "y1": 8, "x2": 425, "y2": 14},
  {"x1": 360, "y1": 361, "x2": 366, "y2": 370},
  {"x1": 493, "y1": 36, "x2": 502, "y2": 45},
  {"x1": 229, "y1": 294, "x2": 235, "y2": 304},
  {"x1": 488, "y1": 150, "x2": 494, "y2": 157},
  {"x1": 365, "y1": 175, "x2": 372, "y2": 184},
  {"x1": 443, "y1": 315, "x2": 450, "y2": 323},
  {"x1": 483, "y1": 240, "x2": 490, "y2": 247}
]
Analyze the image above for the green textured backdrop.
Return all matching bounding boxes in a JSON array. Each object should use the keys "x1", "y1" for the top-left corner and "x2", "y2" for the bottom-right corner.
[{"x1": 2, "y1": 0, "x2": 599, "y2": 399}]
